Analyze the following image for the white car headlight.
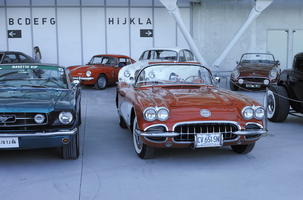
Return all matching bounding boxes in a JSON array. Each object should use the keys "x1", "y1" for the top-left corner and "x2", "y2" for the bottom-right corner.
[
  {"x1": 59, "y1": 112, "x2": 73, "y2": 125},
  {"x1": 124, "y1": 70, "x2": 131, "y2": 78},
  {"x1": 242, "y1": 107, "x2": 254, "y2": 120},
  {"x1": 143, "y1": 108, "x2": 157, "y2": 122},
  {"x1": 157, "y1": 108, "x2": 169, "y2": 121},
  {"x1": 269, "y1": 68, "x2": 278, "y2": 80},
  {"x1": 232, "y1": 69, "x2": 240, "y2": 80},
  {"x1": 34, "y1": 114, "x2": 46, "y2": 124},
  {"x1": 255, "y1": 107, "x2": 265, "y2": 120},
  {"x1": 86, "y1": 70, "x2": 92, "y2": 77}
]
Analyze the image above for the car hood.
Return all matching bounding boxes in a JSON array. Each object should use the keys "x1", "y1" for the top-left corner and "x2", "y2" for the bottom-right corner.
[
  {"x1": 238, "y1": 63, "x2": 275, "y2": 77},
  {"x1": 135, "y1": 86, "x2": 257, "y2": 108},
  {"x1": 0, "y1": 89, "x2": 74, "y2": 113}
]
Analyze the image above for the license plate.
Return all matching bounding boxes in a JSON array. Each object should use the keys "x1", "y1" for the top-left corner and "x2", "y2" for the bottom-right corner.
[
  {"x1": 246, "y1": 84, "x2": 261, "y2": 88},
  {"x1": 194, "y1": 133, "x2": 222, "y2": 148},
  {"x1": 0, "y1": 137, "x2": 19, "y2": 148}
]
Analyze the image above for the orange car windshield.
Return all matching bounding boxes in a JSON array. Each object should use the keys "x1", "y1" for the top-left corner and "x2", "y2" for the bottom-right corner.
[{"x1": 135, "y1": 65, "x2": 212, "y2": 87}]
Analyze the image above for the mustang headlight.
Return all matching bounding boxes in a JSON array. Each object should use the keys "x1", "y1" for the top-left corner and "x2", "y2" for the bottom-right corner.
[
  {"x1": 242, "y1": 107, "x2": 254, "y2": 120},
  {"x1": 232, "y1": 69, "x2": 240, "y2": 80},
  {"x1": 86, "y1": 70, "x2": 92, "y2": 77},
  {"x1": 157, "y1": 108, "x2": 169, "y2": 121},
  {"x1": 59, "y1": 112, "x2": 73, "y2": 125},
  {"x1": 255, "y1": 107, "x2": 265, "y2": 120},
  {"x1": 34, "y1": 114, "x2": 46, "y2": 124},
  {"x1": 269, "y1": 68, "x2": 278, "y2": 80},
  {"x1": 143, "y1": 108, "x2": 157, "y2": 122}
]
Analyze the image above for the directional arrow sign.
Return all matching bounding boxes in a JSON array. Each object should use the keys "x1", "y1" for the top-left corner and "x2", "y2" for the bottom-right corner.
[
  {"x1": 7, "y1": 30, "x2": 22, "y2": 38},
  {"x1": 140, "y1": 29, "x2": 153, "y2": 38}
]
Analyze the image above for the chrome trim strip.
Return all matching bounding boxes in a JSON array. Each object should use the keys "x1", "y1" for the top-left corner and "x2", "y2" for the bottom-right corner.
[
  {"x1": 172, "y1": 121, "x2": 242, "y2": 131},
  {"x1": 73, "y1": 76, "x2": 94, "y2": 81},
  {"x1": 0, "y1": 128, "x2": 77, "y2": 137},
  {"x1": 143, "y1": 124, "x2": 169, "y2": 132},
  {"x1": 135, "y1": 129, "x2": 267, "y2": 137}
]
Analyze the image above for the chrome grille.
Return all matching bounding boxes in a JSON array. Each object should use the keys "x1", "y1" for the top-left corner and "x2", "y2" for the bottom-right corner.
[
  {"x1": 0, "y1": 113, "x2": 48, "y2": 127},
  {"x1": 242, "y1": 77, "x2": 266, "y2": 83},
  {"x1": 173, "y1": 123, "x2": 239, "y2": 142}
]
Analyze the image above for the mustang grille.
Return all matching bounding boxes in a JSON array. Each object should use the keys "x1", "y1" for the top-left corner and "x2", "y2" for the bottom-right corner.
[
  {"x1": 0, "y1": 113, "x2": 48, "y2": 129},
  {"x1": 173, "y1": 123, "x2": 239, "y2": 142}
]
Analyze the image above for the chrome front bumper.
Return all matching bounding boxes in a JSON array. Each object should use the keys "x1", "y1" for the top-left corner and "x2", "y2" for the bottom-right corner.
[
  {"x1": 135, "y1": 129, "x2": 268, "y2": 138},
  {"x1": 73, "y1": 76, "x2": 94, "y2": 81},
  {"x1": 0, "y1": 128, "x2": 78, "y2": 137}
]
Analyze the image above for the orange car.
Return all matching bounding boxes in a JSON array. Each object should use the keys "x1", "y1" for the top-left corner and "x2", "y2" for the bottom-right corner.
[
  {"x1": 116, "y1": 63, "x2": 267, "y2": 159},
  {"x1": 68, "y1": 54, "x2": 135, "y2": 89}
]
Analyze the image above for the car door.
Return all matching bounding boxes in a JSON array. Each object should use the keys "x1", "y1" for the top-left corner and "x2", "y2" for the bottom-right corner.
[{"x1": 292, "y1": 58, "x2": 303, "y2": 101}]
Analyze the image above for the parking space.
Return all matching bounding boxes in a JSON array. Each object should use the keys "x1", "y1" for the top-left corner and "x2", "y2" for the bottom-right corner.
[{"x1": 0, "y1": 87, "x2": 302, "y2": 200}]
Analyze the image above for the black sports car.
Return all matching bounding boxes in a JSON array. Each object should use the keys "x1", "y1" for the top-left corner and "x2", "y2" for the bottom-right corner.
[
  {"x1": 0, "y1": 63, "x2": 81, "y2": 159},
  {"x1": 266, "y1": 53, "x2": 303, "y2": 122},
  {"x1": 0, "y1": 51, "x2": 38, "y2": 64}
]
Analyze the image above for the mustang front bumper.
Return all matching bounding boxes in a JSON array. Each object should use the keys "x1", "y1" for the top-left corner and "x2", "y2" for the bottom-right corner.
[{"x1": 0, "y1": 128, "x2": 78, "y2": 149}]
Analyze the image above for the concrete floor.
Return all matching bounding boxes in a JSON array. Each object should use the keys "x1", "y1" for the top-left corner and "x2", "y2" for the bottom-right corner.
[{"x1": 0, "y1": 86, "x2": 302, "y2": 200}]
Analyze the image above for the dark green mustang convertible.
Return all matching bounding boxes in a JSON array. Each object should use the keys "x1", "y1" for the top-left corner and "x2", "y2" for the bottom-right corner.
[{"x1": 0, "y1": 64, "x2": 81, "y2": 159}]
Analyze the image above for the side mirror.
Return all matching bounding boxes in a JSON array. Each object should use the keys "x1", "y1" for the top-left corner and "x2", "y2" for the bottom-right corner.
[
  {"x1": 72, "y1": 79, "x2": 80, "y2": 88},
  {"x1": 214, "y1": 77, "x2": 221, "y2": 84},
  {"x1": 276, "y1": 61, "x2": 280, "y2": 65}
]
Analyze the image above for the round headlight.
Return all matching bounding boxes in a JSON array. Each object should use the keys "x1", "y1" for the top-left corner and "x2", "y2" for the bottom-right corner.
[
  {"x1": 34, "y1": 114, "x2": 45, "y2": 124},
  {"x1": 143, "y1": 108, "x2": 157, "y2": 122},
  {"x1": 232, "y1": 70, "x2": 240, "y2": 80},
  {"x1": 238, "y1": 79, "x2": 244, "y2": 84},
  {"x1": 86, "y1": 70, "x2": 92, "y2": 77},
  {"x1": 124, "y1": 70, "x2": 131, "y2": 78},
  {"x1": 263, "y1": 79, "x2": 270, "y2": 85},
  {"x1": 242, "y1": 107, "x2": 254, "y2": 120},
  {"x1": 255, "y1": 107, "x2": 265, "y2": 120},
  {"x1": 269, "y1": 69, "x2": 278, "y2": 80},
  {"x1": 157, "y1": 108, "x2": 169, "y2": 121},
  {"x1": 59, "y1": 112, "x2": 73, "y2": 125}
]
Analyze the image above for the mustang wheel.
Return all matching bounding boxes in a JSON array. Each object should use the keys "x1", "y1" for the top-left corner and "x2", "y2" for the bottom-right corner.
[
  {"x1": 267, "y1": 85, "x2": 289, "y2": 122},
  {"x1": 61, "y1": 130, "x2": 80, "y2": 160},
  {"x1": 229, "y1": 79, "x2": 238, "y2": 91},
  {"x1": 132, "y1": 117, "x2": 154, "y2": 159},
  {"x1": 231, "y1": 143, "x2": 255, "y2": 154},
  {"x1": 95, "y1": 74, "x2": 107, "y2": 90}
]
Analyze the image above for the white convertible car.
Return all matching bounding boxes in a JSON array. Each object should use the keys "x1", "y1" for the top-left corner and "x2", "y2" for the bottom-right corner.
[{"x1": 119, "y1": 48, "x2": 197, "y2": 84}]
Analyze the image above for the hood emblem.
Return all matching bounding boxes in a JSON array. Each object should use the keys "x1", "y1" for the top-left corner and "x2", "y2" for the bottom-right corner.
[
  {"x1": 200, "y1": 109, "x2": 211, "y2": 118},
  {"x1": 0, "y1": 115, "x2": 15, "y2": 123}
]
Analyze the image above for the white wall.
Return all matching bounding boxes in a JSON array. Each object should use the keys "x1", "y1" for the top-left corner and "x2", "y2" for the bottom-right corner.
[
  {"x1": 0, "y1": 0, "x2": 191, "y2": 66},
  {"x1": 193, "y1": 0, "x2": 303, "y2": 70}
]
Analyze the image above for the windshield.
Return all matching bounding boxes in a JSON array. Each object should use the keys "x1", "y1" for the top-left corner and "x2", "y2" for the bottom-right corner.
[
  {"x1": 140, "y1": 50, "x2": 178, "y2": 61},
  {"x1": 135, "y1": 65, "x2": 212, "y2": 87},
  {"x1": 89, "y1": 56, "x2": 116, "y2": 65},
  {"x1": 241, "y1": 53, "x2": 275, "y2": 64},
  {"x1": 0, "y1": 65, "x2": 68, "y2": 89}
]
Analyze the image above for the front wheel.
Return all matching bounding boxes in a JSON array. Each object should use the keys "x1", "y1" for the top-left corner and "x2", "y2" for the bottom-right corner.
[
  {"x1": 132, "y1": 117, "x2": 154, "y2": 159},
  {"x1": 61, "y1": 130, "x2": 80, "y2": 160},
  {"x1": 231, "y1": 143, "x2": 255, "y2": 154},
  {"x1": 266, "y1": 85, "x2": 289, "y2": 122},
  {"x1": 95, "y1": 74, "x2": 107, "y2": 90}
]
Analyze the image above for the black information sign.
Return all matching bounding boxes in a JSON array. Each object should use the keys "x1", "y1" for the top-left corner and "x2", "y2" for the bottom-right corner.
[
  {"x1": 140, "y1": 29, "x2": 153, "y2": 38},
  {"x1": 8, "y1": 30, "x2": 22, "y2": 38}
]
